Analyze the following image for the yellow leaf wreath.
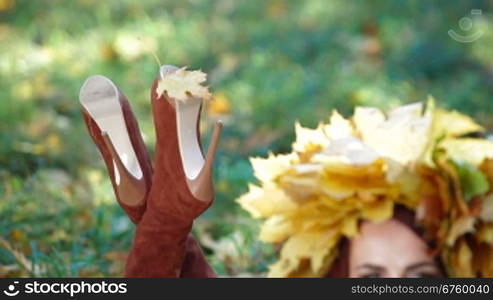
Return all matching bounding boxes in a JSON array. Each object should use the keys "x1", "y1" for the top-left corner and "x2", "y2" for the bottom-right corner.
[{"x1": 237, "y1": 98, "x2": 493, "y2": 277}]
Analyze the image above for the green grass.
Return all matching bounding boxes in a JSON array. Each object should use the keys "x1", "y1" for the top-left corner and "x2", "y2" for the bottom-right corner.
[{"x1": 1, "y1": 0, "x2": 493, "y2": 277}]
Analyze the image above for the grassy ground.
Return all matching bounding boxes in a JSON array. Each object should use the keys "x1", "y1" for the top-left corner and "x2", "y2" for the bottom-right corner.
[{"x1": 1, "y1": 0, "x2": 493, "y2": 277}]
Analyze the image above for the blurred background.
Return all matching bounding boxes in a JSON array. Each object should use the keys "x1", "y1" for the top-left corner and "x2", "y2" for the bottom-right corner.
[{"x1": 1, "y1": 0, "x2": 493, "y2": 277}]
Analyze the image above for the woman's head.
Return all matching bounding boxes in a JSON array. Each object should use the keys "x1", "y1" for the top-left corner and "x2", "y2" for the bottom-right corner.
[
  {"x1": 349, "y1": 218, "x2": 441, "y2": 277},
  {"x1": 328, "y1": 206, "x2": 444, "y2": 278}
]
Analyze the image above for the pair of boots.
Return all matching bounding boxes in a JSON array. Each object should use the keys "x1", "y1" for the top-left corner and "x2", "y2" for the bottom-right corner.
[{"x1": 79, "y1": 65, "x2": 221, "y2": 277}]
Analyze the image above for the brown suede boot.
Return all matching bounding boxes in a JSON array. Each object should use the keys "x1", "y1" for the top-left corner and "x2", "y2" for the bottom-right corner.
[
  {"x1": 80, "y1": 76, "x2": 153, "y2": 224},
  {"x1": 80, "y1": 75, "x2": 216, "y2": 277},
  {"x1": 124, "y1": 65, "x2": 222, "y2": 277},
  {"x1": 182, "y1": 235, "x2": 216, "y2": 277}
]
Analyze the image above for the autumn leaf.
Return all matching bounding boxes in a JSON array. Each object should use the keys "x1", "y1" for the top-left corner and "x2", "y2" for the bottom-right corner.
[
  {"x1": 208, "y1": 93, "x2": 231, "y2": 115},
  {"x1": 156, "y1": 67, "x2": 211, "y2": 102},
  {"x1": 449, "y1": 238, "x2": 475, "y2": 277},
  {"x1": 0, "y1": 0, "x2": 14, "y2": 12},
  {"x1": 292, "y1": 122, "x2": 330, "y2": 153},
  {"x1": 476, "y1": 222, "x2": 493, "y2": 245},
  {"x1": 353, "y1": 102, "x2": 433, "y2": 166},
  {"x1": 237, "y1": 184, "x2": 297, "y2": 219},
  {"x1": 452, "y1": 160, "x2": 490, "y2": 202},
  {"x1": 432, "y1": 108, "x2": 484, "y2": 139},
  {"x1": 446, "y1": 217, "x2": 475, "y2": 246},
  {"x1": 440, "y1": 139, "x2": 493, "y2": 167}
]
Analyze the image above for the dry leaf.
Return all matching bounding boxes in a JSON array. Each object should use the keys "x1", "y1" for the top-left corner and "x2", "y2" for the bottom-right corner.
[
  {"x1": 353, "y1": 102, "x2": 433, "y2": 166},
  {"x1": 440, "y1": 139, "x2": 493, "y2": 167},
  {"x1": 432, "y1": 108, "x2": 484, "y2": 139},
  {"x1": 156, "y1": 67, "x2": 211, "y2": 101},
  {"x1": 449, "y1": 238, "x2": 474, "y2": 277}
]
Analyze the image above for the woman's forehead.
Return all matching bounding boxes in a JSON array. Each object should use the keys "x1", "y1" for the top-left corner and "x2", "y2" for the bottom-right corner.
[{"x1": 349, "y1": 219, "x2": 433, "y2": 268}]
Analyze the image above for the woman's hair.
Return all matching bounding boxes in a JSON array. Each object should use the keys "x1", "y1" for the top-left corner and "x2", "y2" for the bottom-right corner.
[{"x1": 325, "y1": 205, "x2": 446, "y2": 277}]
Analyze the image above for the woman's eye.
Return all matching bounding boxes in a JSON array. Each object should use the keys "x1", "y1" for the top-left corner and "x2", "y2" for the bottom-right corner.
[
  {"x1": 361, "y1": 273, "x2": 381, "y2": 278},
  {"x1": 408, "y1": 272, "x2": 440, "y2": 278}
]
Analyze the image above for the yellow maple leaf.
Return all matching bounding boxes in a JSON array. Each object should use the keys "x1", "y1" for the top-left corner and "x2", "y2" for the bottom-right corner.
[
  {"x1": 432, "y1": 108, "x2": 484, "y2": 139},
  {"x1": 323, "y1": 110, "x2": 355, "y2": 140},
  {"x1": 440, "y1": 139, "x2": 493, "y2": 167},
  {"x1": 313, "y1": 136, "x2": 379, "y2": 166},
  {"x1": 292, "y1": 122, "x2": 331, "y2": 152},
  {"x1": 450, "y1": 238, "x2": 475, "y2": 277},
  {"x1": 259, "y1": 215, "x2": 294, "y2": 243},
  {"x1": 237, "y1": 184, "x2": 297, "y2": 219},
  {"x1": 208, "y1": 92, "x2": 231, "y2": 115},
  {"x1": 156, "y1": 67, "x2": 211, "y2": 101},
  {"x1": 271, "y1": 229, "x2": 340, "y2": 277},
  {"x1": 446, "y1": 217, "x2": 476, "y2": 246},
  {"x1": 361, "y1": 197, "x2": 394, "y2": 221},
  {"x1": 250, "y1": 153, "x2": 297, "y2": 184},
  {"x1": 353, "y1": 102, "x2": 433, "y2": 166},
  {"x1": 476, "y1": 222, "x2": 493, "y2": 245}
]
